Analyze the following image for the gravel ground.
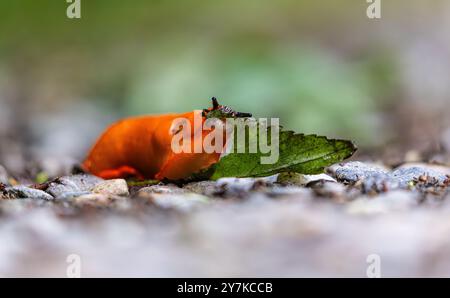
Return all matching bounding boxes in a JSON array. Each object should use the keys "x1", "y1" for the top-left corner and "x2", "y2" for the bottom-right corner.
[{"x1": 1, "y1": 161, "x2": 450, "y2": 277}]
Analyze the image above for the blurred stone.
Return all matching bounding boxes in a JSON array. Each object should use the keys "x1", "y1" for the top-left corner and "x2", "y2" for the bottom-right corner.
[
  {"x1": 276, "y1": 173, "x2": 335, "y2": 186},
  {"x1": 216, "y1": 176, "x2": 277, "y2": 197},
  {"x1": 46, "y1": 174, "x2": 103, "y2": 198},
  {"x1": 183, "y1": 181, "x2": 218, "y2": 196},
  {"x1": 268, "y1": 186, "x2": 311, "y2": 197},
  {"x1": 151, "y1": 193, "x2": 209, "y2": 212},
  {"x1": 72, "y1": 194, "x2": 115, "y2": 206},
  {"x1": 137, "y1": 184, "x2": 188, "y2": 196},
  {"x1": 362, "y1": 165, "x2": 449, "y2": 193},
  {"x1": 328, "y1": 161, "x2": 389, "y2": 183},
  {"x1": 391, "y1": 166, "x2": 448, "y2": 190},
  {"x1": 330, "y1": 161, "x2": 449, "y2": 193},
  {"x1": 92, "y1": 179, "x2": 129, "y2": 197},
  {"x1": 304, "y1": 174, "x2": 337, "y2": 186},
  {"x1": 347, "y1": 190, "x2": 420, "y2": 215},
  {"x1": 395, "y1": 163, "x2": 450, "y2": 177},
  {"x1": 0, "y1": 199, "x2": 52, "y2": 215},
  {"x1": 4, "y1": 186, "x2": 54, "y2": 201},
  {"x1": 310, "y1": 181, "x2": 347, "y2": 199},
  {"x1": 361, "y1": 173, "x2": 399, "y2": 193},
  {"x1": 56, "y1": 191, "x2": 91, "y2": 200}
]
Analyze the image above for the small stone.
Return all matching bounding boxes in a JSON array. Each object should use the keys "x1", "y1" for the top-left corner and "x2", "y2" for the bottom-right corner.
[
  {"x1": 277, "y1": 173, "x2": 336, "y2": 186},
  {"x1": 391, "y1": 166, "x2": 448, "y2": 188},
  {"x1": 92, "y1": 179, "x2": 129, "y2": 196},
  {"x1": 46, "y1": 174, "x2": 103, "y2": 198},
  {"x1": 304, "y1": 174, "x2": 336, "y2": 186},
  {"x1": 361, "y1": 173, "x2": 399, "y2": 193},
  {"x1": 331, "y1": 162, "x2": 449, "y2": 193},
  {"x1": 72, "y1": 194, "x2": 113, "y2": 206},
  {"x1": 395, "y1": 163, "x2": 450, "y2": 177},
  {"x1": 268, "y1": 186, "x2": 311, "y2": 197},
  {"x1": 150, "y1": 193, "x2": 209, "y2": 212},
  {"x1": 310, "y1": 181, "x2": 347, "y2": 199},
  {"x1": 4, "y1": 186, "x2": 54, "y2": 201},
  {"x1": 216, "y1": 177, "x2": 258, "y2": 193},
  {"x1": 137, "y1": 184, "x2": 188, "y2": 196},
  {"x1": 216, "y1": 176, "x2": 277, "y2": 196},
  {"x1": 183, "y1": 181, "x2": 218, "y2": 196},
  {"x1": 328, "y1": 161, "x2": 389, "y2": 183},
  {"x1": 56, "y1": 191, "x2": 91, "y2": 200},
  {"x1": 0, "y1": 199, "x2": 52, "y2": 215}
]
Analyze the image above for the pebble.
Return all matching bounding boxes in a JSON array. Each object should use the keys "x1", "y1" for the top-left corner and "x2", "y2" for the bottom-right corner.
[
  {"x1": 268, "y1": 186, "x2": 311, "y2": 197},
  {"x1": 215, "y1": 176, "x2": 277, "y2": 197},
  {"x1": 395, "y1": 163, "x2": 450, "y2": 177},
  {"x1": 150, "y1": 193, "x2": 209, "y2": 212},
  {"x1": 183, "y1": 181, "x2": 218, "y2": 196},
  {"x1": 3, "y1": 186, "x2": 54, "y2": 201},
  {"x1": 276, "y1": 172, "x2": 336, "y2": 186},
  {"x1": 330, "y1": 161, "x2": 450, "y2": 193},
  {"x1": 361, "y1": 172, "x2": 398, "y2": 193},
  {"x1": 55, "y1": 191, "x2": 92, "y2": 201},
  {"x1": 0, "y1": 199, "x2": 52, "y2": 216},
  {"x1": 310, "y1": 181, "x2": 347, "y2": 199},
  {"x1": 362, "y1": 166, "x2": 449, "y2": 193},
  {"x1": 92, "y1": 179, "x2": 129, "y2": 197},
  {"x1": 328, "y1": 161, "x2": 389, "y2": 183},
  {"x1": 72, "y1": 194, "x2": 114, "y2": 206},
  {"x1": 137, "y1": 184, "x2": 188, "y2": 196},
  {"x1": 184, "y1": 176, "x2": 315, "y2": 198},
  {"x1": 46, "y1": 174, "x2": 103, "y2": 199},
  {"x1": 215, "y1": 177, "x2": 262, "y2": 193},
  {"x1": 391, "y1": 166, "x2": 448, "y2": 187}
]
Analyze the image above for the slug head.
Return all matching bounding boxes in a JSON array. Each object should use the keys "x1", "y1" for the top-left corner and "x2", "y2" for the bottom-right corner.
[{"x1": 202, "y1": 97, "x2": 252, "y2": 119}]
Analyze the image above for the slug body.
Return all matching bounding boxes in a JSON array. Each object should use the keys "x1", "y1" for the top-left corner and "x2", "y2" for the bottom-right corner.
[{"x1": 82, "y1": 98, "x2": 251, "y2": 181}]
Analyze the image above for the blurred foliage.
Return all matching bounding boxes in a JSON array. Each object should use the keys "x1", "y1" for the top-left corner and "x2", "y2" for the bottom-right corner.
[{"x1": 0, "y1": 0, "x2": 402, "y2": 151}]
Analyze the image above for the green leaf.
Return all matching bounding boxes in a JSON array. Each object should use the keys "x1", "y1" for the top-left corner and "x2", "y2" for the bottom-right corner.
[
  {"x1": 182, "y1": 120, "x2": 357, "y2": 181},
  {"x1": 208, "y1": 130, "x2": 356, "y2": 180}
]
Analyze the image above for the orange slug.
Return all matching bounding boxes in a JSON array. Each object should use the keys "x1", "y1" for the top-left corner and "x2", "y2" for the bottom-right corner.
[{"x1": 82, "y1": 98, "x2": 251, "y2": 180}]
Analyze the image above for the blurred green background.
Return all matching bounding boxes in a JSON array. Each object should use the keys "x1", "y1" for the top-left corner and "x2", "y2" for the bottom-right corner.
[{"x1": 1, "y1": 0, "x2": 450, "y2": 174}]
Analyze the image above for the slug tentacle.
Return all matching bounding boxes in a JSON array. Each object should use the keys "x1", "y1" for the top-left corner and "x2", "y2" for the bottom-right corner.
[{"x1": 204, "y1": 97, "x2": 252, "y2": 119}]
